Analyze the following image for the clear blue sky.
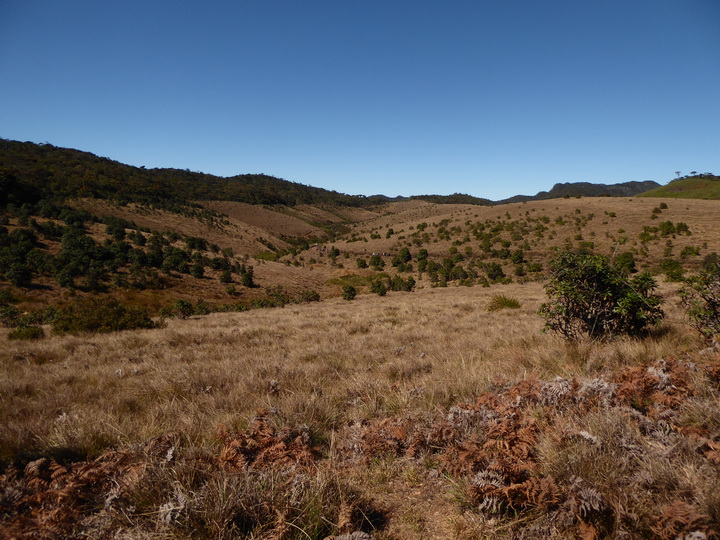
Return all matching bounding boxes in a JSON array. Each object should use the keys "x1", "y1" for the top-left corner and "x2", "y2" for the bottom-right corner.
[{"x1": 1, "y1": 1, "x2": 719, "y2": 200}]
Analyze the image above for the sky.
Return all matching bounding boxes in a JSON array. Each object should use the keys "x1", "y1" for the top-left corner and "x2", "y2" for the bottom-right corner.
[{"x1": 1, "y1": 1, "x2": 719, "y2": 200}]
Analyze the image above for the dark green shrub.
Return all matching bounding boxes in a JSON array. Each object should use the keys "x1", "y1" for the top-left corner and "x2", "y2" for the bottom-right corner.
[
  {"x1": 8, "y1": 325, "x2": 44, "y2": 340},
  {"x1": 660, "y1": 258, "x2": 685, "y2": 281},
  {"x1": 510, "y1": 250, "x2": 525, "y2": 264},
  {"x1": 679, "y1": 262, "x2": 720, "y2": 341},
  {"x1": 6, "y1": 263, "x2": 32, "y2": 287},
  {"x1": 174, "y1": 299, "x2": 194, "y2": 319},
  {"x1": 265, "y1": 286, "x2": 290, "y2": 306},
  {"x1": 370, "y1": 280, "x2": 387, "y2": 296},
  {"x1": 676, "y1": 222, "x2": 690, "y2": 235},
  {"x1": 528, "y1": 262, "x2": 543, "y2": 273},
  {"x1": 658, "y1": 221, "x2": 676, "y2": 236},
  {"x1": 0, "y1": 304, "x2": 21, "y2": 327},
  {"x1": 614, "y1": 252, "x2": 637, "y2": 274},
  {"x1": 356, "y1": 258, "x2": 368, "y2": 269},
  {"x1": 297, "y1": 289, "x2": 321, "y2": 303},
  {"x1": 342, "y1": 285, "x2": 357, "y2": 301},
  {"x1": 194, "y1": 300, "x2": 211, "y2": 315},
  {"x1": 219, "y1": 270, "x2": 232, "y2": 283},
  {"x1": 190, "y1": 262, "x2": 205, "y2": 279},
  {"x1": 680, "y1": 246, "x2": 700, "y2": 259},
  {"x1": 539, "y1": 250, "x2": 663, "y2": 340},
  {"x1": 485, "y1": 262, "x2": 505, "y2": 282},
  {"x1": 52, "y1": 297, "x2": 158, "y2": 334},
  {"x1": 239, "y1": 265, "x2": 255, "y2": 287}
]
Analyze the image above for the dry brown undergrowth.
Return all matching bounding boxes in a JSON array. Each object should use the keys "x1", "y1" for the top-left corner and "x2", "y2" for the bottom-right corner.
[{"x1": 2, "y1": 283, "x2": 718, "y2": 538}]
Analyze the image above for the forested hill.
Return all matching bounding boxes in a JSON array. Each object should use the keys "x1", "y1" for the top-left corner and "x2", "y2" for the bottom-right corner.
[
  {"x1": 0, "y1": 139, "x2": 383, "y2": 208},
  {"x1": 0, "y1": 139, "x2": 663, "y2": 210}
]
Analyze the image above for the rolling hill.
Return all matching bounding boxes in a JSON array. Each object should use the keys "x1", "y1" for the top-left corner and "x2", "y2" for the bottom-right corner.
[
  {"x1": 1, "y1": 137, "x2": 718, "y2": 314},
  {"x1": 639, "y1": 173, "x2": 720, "y2": 200}
]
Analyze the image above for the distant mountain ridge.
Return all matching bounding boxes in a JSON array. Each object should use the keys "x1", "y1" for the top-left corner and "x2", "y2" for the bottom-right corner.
[{"x1": 496, "y1": 180, "x2": 661, "y2": 204}]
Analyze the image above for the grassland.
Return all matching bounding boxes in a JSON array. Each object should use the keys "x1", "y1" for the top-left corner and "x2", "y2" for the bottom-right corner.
[
  {"x1": 2, "y1": 281, "x2": 720, "y2": 538},
  {"x1": 4, "y1": 176, "x2": 720, "y2": 538}
]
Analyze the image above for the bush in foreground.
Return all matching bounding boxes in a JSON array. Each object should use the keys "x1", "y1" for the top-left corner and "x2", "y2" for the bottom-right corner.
[
  {"x1": 52, "y1": 297, "x2": 158, "y2": 334},
  {"x1": 539, "y1": 250, "x2": 664, "y2": 340},
  {"x1": 680, "y1": 261, "x2": 720, "y2": 342}
]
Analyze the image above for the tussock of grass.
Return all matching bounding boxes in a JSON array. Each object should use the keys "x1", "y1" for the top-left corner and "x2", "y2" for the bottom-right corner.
[{"x1": 486, "y1": 294, "x2": 522, "y2": 311}]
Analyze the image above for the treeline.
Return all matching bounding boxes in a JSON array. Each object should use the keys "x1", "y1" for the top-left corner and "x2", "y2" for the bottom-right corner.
[
  {"x1": 0, "y1": 139, "x2": 384, "y2": 210},
  {"x1": 1, "y1": 139, "x2": 495, "y2": 212}
]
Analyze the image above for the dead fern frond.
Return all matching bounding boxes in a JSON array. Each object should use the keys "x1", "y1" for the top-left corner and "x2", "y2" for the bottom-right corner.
[{"x1": 653, "y1": 500, "x2": 715, "y2": 539}]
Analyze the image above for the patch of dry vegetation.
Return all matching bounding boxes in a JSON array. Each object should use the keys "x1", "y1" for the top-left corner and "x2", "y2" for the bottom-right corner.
[{"x1": 1, "y1": 283, "x2": 719, "y2": 538}]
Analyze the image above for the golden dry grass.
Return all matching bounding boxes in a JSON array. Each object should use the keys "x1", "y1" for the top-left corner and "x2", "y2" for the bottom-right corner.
[
  {"x1": 3, "y1": 282, "x2": 718, "y2": 538},
  {"x1": 330, "y1": 197, "x2": 720, "y2": 269},
  {"x1": 200, "y1": 201, "x2": 324, "y2": 238},
  {"x1": 72, "y1": 198, "x2": 292, "y2": 255}
]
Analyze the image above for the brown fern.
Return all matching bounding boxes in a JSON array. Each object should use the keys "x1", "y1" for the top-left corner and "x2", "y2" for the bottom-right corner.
[{"x1": 653, "y1": 500, "x2": 715, "y2": 539}]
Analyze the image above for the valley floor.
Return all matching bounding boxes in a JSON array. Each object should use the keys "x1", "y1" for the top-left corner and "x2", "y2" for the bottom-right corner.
[{"x1": 2, "y1": 283, "x2": 719, "y2": 538}]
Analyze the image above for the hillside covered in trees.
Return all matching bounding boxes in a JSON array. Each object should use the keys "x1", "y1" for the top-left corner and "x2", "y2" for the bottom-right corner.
[
  {"x1": 0, "y1": 139, "x2": 381, "y2": 209},
  {"x1": 2, "y1": 139, "x2": 676, "y2": 211}
]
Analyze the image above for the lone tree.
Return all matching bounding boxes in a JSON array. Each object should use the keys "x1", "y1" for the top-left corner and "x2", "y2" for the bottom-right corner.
[{"x1": 539, "y1": 250, "x2": 664, "y2": 340}]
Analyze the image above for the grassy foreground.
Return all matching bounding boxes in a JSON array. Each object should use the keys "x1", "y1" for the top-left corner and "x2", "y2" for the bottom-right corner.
[{"x1": 2, "y1": 283, "x2": 719, "y2": 538}]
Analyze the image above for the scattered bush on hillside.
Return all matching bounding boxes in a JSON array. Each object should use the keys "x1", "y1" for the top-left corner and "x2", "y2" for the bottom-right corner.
[
  {"x1": 173, "y1": 299, "x2": 194, "y2": 319},
  {"x1": 487, "y1": 294, "x2": 522, "y2": 312},
  {"x1": 239, "y1": 265, "x2": 255, "y2": 287},
  {"x1": 370, "y1": 280, "x2": 387, "y2": 296},
  {"x1": 296, "y1": 289, "x2": 321, "y2": 303},
  {"x1": 194, "y1": 300, "x2": 211, "y2": 315},
  {"x1": 342, "y1": 285, "x2": 357, "y2": 301},
  {"x1": 369, "y1": 254, "x2": 385, "y2": 270},
  {"x1": 387, "y1": 275, "x2": 416, "y2": 292},
  {"x1": 679, "y1": 262, "x2": 720, "y2": 342},
  {"x1": 614, "y1": 251, "x2": 637, "y2": 274},
  {"x1": 680, "y1": 245, "x2": 700, "y2": 259},
  {"x1": 8, "y1": 325, "x2": 45, "y2": 340},
  {"x1": 52, "y1": 297, "x2": 158, "y2": 334},
  {"x1": 484, "y1": 262, "x2": 506, "y2": 282},
  {"x1": 219, "y1": 270, "x2": 232, "y2": 283},
  {"x1": 539, "y1": 250, "x2": 664, "y2": 340},
  {"x1": 660, "y1": 258, "x2": 685, "y2": 281},
  {"x1": 0, "y1": 303, "x2": 22, "y2": 327}
]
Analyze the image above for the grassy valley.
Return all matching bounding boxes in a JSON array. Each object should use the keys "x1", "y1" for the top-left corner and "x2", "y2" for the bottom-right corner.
[{"x1": 1, "y1": 140, "x2": 720, "y2": 539}]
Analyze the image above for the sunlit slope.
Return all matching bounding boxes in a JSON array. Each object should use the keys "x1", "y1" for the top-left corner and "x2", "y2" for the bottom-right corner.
[{"x1": 639, "y1": 175, "x2": 720, "y2": 200}]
